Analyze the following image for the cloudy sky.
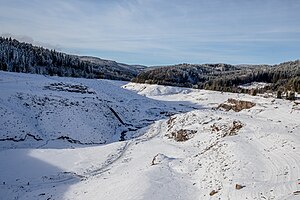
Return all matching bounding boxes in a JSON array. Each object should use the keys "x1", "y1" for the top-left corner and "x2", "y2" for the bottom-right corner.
[{"x1": 0, "y1": 0, "x2": 299, "y2": 66}]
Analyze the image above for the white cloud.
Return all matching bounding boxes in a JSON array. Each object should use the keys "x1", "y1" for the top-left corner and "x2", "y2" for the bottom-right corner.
[{"x1": 0, "y1": 0, "x2": 299, "y2": 65}]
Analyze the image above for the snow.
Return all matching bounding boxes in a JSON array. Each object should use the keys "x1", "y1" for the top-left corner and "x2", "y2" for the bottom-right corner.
[
  {"x1": 238, "y1": 82, "x2": 271, "y2": 90},
  {"x1": 0, "y1": 72, "x2": 299, "y2": 200}
]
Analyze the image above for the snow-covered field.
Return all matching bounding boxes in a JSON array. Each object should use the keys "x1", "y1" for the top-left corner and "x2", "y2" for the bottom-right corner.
[{"x1": 0, "y1": 71, "x2": 299, "y2": 200}]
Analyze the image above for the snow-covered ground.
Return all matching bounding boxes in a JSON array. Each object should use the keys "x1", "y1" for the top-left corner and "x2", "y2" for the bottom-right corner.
[
  {"x1": 238, "y1": 82, "x2": 271, "y2": 90},
  {"x1": 0, "y1": 72, "x2": 299, "y2": 200}
]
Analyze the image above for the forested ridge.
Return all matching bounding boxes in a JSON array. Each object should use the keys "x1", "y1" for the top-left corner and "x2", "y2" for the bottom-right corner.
[
  {"x1": 0, "y1": 37, "x2": 143, "y2": 80},
  {"x1": 133, "y1": 61, "x2": 300, "y2": 93},
  {"x1": 1, "y1": 36, "x2": 299, "y2": 94}
]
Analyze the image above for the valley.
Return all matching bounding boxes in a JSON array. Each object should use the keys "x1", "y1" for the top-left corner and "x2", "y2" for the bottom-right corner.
[{"x1": 0, "y1": 71, "x2": 299, "y2": 199}]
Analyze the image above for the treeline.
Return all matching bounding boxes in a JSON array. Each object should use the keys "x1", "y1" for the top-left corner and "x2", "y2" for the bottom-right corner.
[
  {"x1": 135, "y1": 63, "x2": 241, "y2": 87},
  {"x1": 1, "y1": 37, "x2": 299, "y2": 94},
  {"x1": 133, "y1": 60, "x2": 300, "y2": 93},
  {"x1": 0, "y1": 37, "x2": 141, "y2": 80}
]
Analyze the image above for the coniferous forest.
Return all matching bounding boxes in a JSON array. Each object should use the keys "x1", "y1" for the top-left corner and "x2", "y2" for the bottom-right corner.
[
  {"x1": 0, "y1": 37, "x2": 143, "y2": 80},
  {"x1": 133, "y1": 61, "x2": 300, "y2": 94}
]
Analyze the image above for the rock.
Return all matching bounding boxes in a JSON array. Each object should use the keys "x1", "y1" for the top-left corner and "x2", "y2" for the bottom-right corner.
[
  {"x1": 228, "y1": 121, "x2": 243, "y2": 136},
  {"x1": 209, "y1": 190, "x2": 218, "y2": 196},
  {"x1": 151, "y1": 153, "x2": 169, "y2": 165},
  {"x1": 235, "y1": 184, "x2": 245, "y2": 190},
  {"x1": 293, "y1": 190, "x2": 300, "y2": 195}
]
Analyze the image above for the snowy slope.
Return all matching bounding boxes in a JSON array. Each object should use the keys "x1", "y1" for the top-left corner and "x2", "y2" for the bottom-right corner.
[
  {"x1": 0, "y1": 72, "x2": 299, "y2": 200},
  {"x1": 0, "y1": 71, "x2": 194, "y2": 148}
]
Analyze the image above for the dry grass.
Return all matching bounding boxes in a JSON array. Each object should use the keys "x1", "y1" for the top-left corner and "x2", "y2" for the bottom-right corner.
[{"x1": 170, "y1": 129, "x2": 196, "y2": 142}]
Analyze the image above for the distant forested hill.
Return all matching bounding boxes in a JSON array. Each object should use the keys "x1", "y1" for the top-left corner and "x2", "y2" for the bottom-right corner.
[
  {"x1": 1, "y1": 36, "x2": 299, "y2": 93},
  {"x1": 0, "y1": 37, "x2": 145, "y2": 80},
  {"x1": 133, "y1": 61, "x2": 300, "y2": 93}
]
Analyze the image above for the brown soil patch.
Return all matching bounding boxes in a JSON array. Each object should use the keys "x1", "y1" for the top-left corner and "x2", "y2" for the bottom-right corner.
[{"x1": 218, "y1": 98, "x2": 256, "y2": 112}]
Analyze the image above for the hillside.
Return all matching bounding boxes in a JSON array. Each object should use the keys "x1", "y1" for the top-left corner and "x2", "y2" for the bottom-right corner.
[
  {"x1": 133, "y1": 60, "x2": 300, "y2": 93},
  {"x1": 0, "y1": 37, "x2": 145, "y2": 81},
  {"x1": 0, "y1": 72, "x2": 299, "y2": 199},
  {"x1": 0, "y1": 71, "x2": 191, "y2": 147}
]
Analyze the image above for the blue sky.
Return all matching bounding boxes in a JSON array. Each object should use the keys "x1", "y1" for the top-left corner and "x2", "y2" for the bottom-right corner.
[{"x1": 0, "y1": 0, "x2": 299, "y2": 66}]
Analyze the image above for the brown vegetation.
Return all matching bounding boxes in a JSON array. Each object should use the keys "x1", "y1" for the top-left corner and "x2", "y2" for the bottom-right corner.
[
  {"x1": 217, "y1": 98, "x2": 256, "y2": 112},
  {"x1": 211, "y1": 120, "x2": 243, "y2": 137},
  {"x1": 167, "y1": 116, "x2": 177, "y2": 131},
  {"x1": 229, "y1": 121, "x2": 243, "y2": 136},
  {"x1": 170, "y1": 129, "x2": 196, "y2": 142}
]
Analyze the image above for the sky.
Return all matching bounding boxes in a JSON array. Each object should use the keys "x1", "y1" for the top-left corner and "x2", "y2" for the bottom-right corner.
[{"x1": 0, "y1": 0, "x2": 300, "y2": 66}]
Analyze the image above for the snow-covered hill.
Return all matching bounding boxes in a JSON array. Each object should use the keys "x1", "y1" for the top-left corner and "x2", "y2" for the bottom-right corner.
[{"x1": 0, "y1": 72, "x2": 299, "y2": 200}]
